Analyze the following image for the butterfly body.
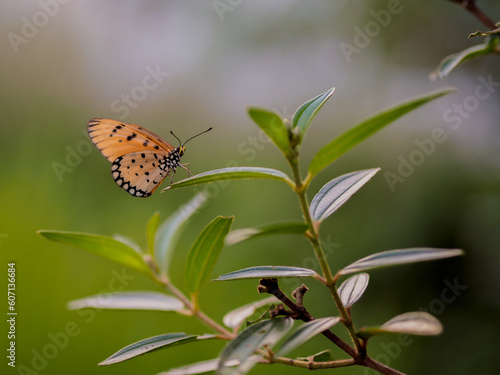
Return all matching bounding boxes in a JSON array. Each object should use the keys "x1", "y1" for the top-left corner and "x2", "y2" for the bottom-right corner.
[{"x1": 88, "y1": 118, "x2": 209, "y2": 198}]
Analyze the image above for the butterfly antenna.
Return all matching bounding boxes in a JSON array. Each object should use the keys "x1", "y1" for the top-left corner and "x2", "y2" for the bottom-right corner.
[
  {"x1": 170, "y1": 131, "x2": 182, "y2": 147},
  {"x1": 182, "y1": 127, "x2": 213, "y2": 147}
]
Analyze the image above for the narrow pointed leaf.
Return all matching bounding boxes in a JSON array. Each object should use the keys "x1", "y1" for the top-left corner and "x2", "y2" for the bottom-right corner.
[
  {"x1": 292, "y1": 87, "x2": 335, "y2": 135},
  {"x1": 338, "y1": 273, "x2": 370, "y2": 307},
  {"x1": 297, "y1": 349, "x2": 333, "y2": 362},
  {"x1": 223, "y1": 296, "x2": 279, "y2": 329},
  {"x1": 214, "y1": 266, "x2": 317, "y2": 281},
  {"x1": 358, "y1": 312, "x2": 443, "y2": 339},
  {"x1": 310, "y1": 169, "x2": 379, "y2": 222},
  {"x1": 382, "y1": 312, "x2": 442, "y2": 335},
  {"x1": 248, "y1": 108, "x2": 290, "y2": 154},
  {"x1": 186, "y1": 216, "x2": 234, "y2": 294},
  {"x1": 164, "y1": 167, "x2": 293, "y2": 191},
  {"x1": 218, "y1": 317, "x2": 293, "y2": 375},
  {"x1": 156, "y1": 193, "x2": 207, "y2": 276},
  {"x1": 277, "y1": 317, "x2": 340, "y2": 356},
  {"x1": 113, "y1": 234, "x2": 143, "y2": 255},
  {"x1": 99, "y1": 333, "x2": 213, "y2": 366},
  {"x1": 159, "y1": 359, "x2": 239, "y2": 375},
  {"x1": 67, "y1": 291, "x2": 184, "y2": 312},
  {"x1": 146, "y1": 212, "x2": 161, "y2": 256},
  {"x1": 430, "y1": 37, "x2": 499, "y2": 80},
  {"x1": 340, "y1": 248, "x2": 464, "y2": 275},
  {"x1": 37, "y1": 230, "x2": 149, "y2": 273},
  {"x1": 225, "y1": 222, "x2": 308, "y2": 246},
  {"x1": 308, "y1": 88, "x2": 455, "y2": 177}
]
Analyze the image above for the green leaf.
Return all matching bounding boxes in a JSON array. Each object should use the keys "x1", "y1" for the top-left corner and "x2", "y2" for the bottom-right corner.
[
  {"x1": 214, "y1": 266, "x2": 318, "y2": 281},
  {"x1": 277, "y1": 317, "x2": 340, "y2": 356},
  {"x1": 218, "y1": 317, "x2": 293, "y2": 375},
  {"x1": 310, "y1": 169, "x2": 379, "y2": 222},
  {"x1": 37, "y1": 230, "x2": 149, "y2": 273},
  {"x1": 159, "y1": 358, "x2": 238, "y2": 375},
  {"x1": 307, "y1": 88, "x2": 455, "y2": 177},
  {"x1": 292, "y1": 87, "x2": 335, "y2": 136},
  {"x1": 248, "y1": 108, "x2": 290, "y2": 154},
  {"x1": 430, "y1": 37, "x2": 499, "y2": 80},
  {"x1": 146, "y1": 212, "x2": 160, "y2": 256},
  {"x1": 297, "y1": 349, "x2": 333, "y2": 362},
  {"x1": 338, "y1": 273, "x2": 370, "y2": 308},
  {"x1": 99, "y1": 333, "x2": 213, "y2": 366},
  {"x1": 223, "y1": 296, "x2": 278, "y2": 329},
  {"x1": 163, "y1": 167, "x2": 293, "y2": 192},
  {"x1": 340, "y1": 248, "x2": 464, "y2": 276},
  {"x1": 113, "y1": 234, "x2": 143, "y2": 255},
  {"x1": 67, "y1": 291, "x2": 184, "y2": 312},
  {"x1": 156, "y1": 193, "x2": 207, "y2": 276},
  {"x1": 225, "y1": 222, "x2": 308, "y2": 246},
  {"x1": 357, "y1": 312, "x2": 443, "y2": 339},
  {"x1": 186, "y1": 216, "x2": 234, "y2": 294}
]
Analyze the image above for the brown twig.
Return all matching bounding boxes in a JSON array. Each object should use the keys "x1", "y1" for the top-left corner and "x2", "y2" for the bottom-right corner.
[
  {"x1": 257, "y1": 279, "x2": 407, "y2": 375},
  {"x1": 447, "y1": 0, "x2": 498, "y2": 29},
  {"x1": 291, "y1": 283, "x2": 309, "y2": 307},
  {"x1": 258, "y1": 278, "x2": 357, "y2": 357}
]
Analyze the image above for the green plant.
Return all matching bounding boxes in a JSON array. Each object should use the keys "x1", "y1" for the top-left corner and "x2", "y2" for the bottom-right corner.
[
  {"x1": 431, "y1": 0, "x2": 499, "y2": 80},
  {"x1": 38, "y1": 87, "x2": 463, "y2": 375}
]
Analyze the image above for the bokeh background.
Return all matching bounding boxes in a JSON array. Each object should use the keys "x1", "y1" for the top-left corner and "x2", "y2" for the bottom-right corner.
[{"x1": 2, "y1": 1, "x2": 499, "y2": 374}]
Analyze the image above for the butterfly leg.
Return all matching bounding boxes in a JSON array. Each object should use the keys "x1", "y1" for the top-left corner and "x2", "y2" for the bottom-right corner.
[
  {"x1": 168, "y1": 170, "x2": 177, "y2": 185},
  {"x1": 180, "y1": 163, "x2": 193, "y2": 177}
]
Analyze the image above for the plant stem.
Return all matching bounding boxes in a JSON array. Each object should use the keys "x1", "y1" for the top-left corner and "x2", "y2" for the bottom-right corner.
[
  {"x1": 328, "y1": 283, "x2": 365, "y2": 357},
  {"x1": 154, "y1": 275, "x2": 234, "y2": 339},
  {"x1": 447, "y1": 0, "x2": 498, "y2": 29},
  {"x1": 258, "y1": 278, "x2": 357, "y2": 358},
  {"x1": 288, "y1": 158, "x2": 334, "y2": 285},
  {"x1": 362, "y1": 357, "x2": 407, "y2": 375},
  {"x1": 287, "y1": 156, "x2": 364, "y2": 355},
  {"x1": 270, "y1": 356, "x2": 356, "y2": 369},
  {"x1": 267, "y1": 352, "x2": 405, "y2": 374}
]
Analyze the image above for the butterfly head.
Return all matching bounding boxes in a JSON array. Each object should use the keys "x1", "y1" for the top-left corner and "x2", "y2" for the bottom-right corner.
[
  {"x1": 170, "y1": 127, "x2": 212, "y2": 154},
  {"x1": 177, "y1": 146, "x2": 186, "y2": 157}
]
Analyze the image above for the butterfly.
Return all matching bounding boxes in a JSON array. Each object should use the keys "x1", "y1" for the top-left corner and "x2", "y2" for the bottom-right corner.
[{"x1": 87, "y1": 118, "x2": 211, "y2": 197}]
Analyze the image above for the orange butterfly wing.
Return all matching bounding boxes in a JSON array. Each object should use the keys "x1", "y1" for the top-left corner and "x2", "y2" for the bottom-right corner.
[
  {"x1": 88, "y1": 118, "x2": 175, "y2": 162},
  {"x1": 111, "y1": 151, "x2": 180, "y2": 197},
  {"x1": 88, "y1": 118, "x2": 182, "y2": 197}
]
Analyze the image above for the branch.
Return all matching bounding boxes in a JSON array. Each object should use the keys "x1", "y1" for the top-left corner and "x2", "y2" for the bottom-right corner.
[
  {"x1": 258, "y1": 278, "x2": 357, "y2": 357},
  {"x1": 269, "y1": 356, "x2": 356, "y2": 370},
  {"x1": 447, "y1": 0, "x2": 498, "y2": 29},
  {"x1": 154, "y1": 275, "x2": 234, "y2": 339},
  {"x1": 362, "y1": 357, "x2": 407, "y2": 375},
  {"x1": 258, "y1": 278, "x2": 407, "y2": 374}
]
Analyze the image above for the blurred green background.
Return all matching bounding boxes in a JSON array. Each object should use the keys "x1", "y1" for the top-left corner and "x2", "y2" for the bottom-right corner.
[{"x1": 1, "y1": 1, "x2": 499, "y2": 374}]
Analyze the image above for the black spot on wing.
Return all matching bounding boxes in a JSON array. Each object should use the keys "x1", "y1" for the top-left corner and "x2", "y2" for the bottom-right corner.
[{"x1": 126, "y1": 132, "x2": 137, "y2": 141}]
